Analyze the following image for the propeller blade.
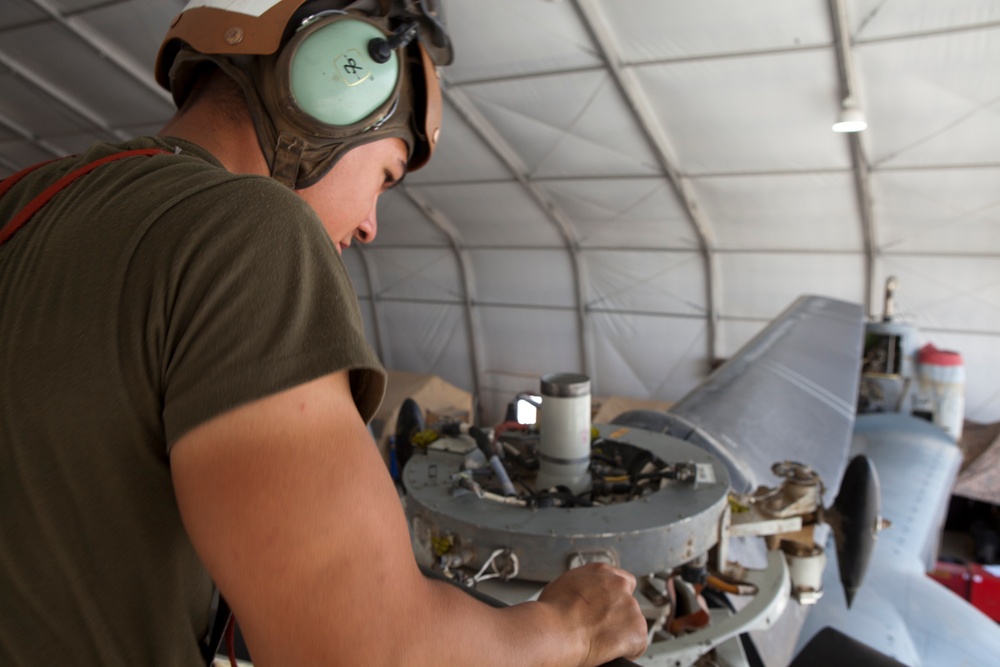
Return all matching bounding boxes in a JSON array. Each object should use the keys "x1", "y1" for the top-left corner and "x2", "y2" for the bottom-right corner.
[{"x1": 829, "y1": 455, "x2": 883, "y2": 607}]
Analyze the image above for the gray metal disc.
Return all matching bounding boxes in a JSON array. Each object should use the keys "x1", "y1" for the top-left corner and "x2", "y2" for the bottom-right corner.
[{"x1": 404, "y1": 423, "x2": 731, "y2": 582}]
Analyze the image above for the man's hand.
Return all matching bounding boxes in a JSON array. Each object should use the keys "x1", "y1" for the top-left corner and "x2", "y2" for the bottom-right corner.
[{"x1": 536, "y1": 563, "x2": 649, "y2": 666}]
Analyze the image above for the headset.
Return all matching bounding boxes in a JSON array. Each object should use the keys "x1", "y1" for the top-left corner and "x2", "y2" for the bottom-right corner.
[
  {"x1": 285, "y1": 12, "x2": 403, "y2": 126},
  {"x1": 156, "y1": 0, "x2": 452, "y2": 189}
]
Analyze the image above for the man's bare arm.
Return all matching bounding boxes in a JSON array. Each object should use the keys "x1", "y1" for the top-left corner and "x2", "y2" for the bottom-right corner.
[{"x1": 170, "y1": 370, "x2": 647, "y2": 667}]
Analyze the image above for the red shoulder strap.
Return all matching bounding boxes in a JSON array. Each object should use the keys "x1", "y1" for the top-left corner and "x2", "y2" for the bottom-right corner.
[
  {"x1": 0, "y1": 148, "x2": 170, "y2": 248},
  {"x1": 0, "y1": 157, "x2": 67, "y2": 201}
]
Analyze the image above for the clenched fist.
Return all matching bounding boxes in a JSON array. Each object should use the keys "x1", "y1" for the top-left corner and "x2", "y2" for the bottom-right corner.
[{"x1": 536, "y1": 563, "x2": 648, "y2": 666}]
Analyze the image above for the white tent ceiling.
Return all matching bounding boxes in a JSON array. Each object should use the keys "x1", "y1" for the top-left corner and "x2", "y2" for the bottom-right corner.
[{"x1": 3, "y1": 0, "x2": 1000, "y2": 425}]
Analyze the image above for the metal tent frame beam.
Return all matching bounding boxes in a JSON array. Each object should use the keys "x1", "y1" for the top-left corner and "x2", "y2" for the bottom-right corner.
[
  {"x1": 26, "y1": 0, "x2": 173, "y2": 104},
  {"x1": 441, "y1": 84, "x2": 594, "y2": 378},
  {"x1": 571, "y1": 0, "x2": 720, "y2": 368},
  {"x1": 0, "y1": 109, "x2": 68, "y2": 159},
  {"x1": 401, "y1": 185, "x2": 487, "y2": 424},
  {"x1": 830, "y1": 0, "x2": 877, "y2": 316},
  {"x1": 0, "y1": 49, "x2": 129, "y2": 144}
]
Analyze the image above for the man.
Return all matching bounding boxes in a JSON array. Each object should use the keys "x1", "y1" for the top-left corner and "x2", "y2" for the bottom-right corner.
[{"x1": 0, "y1": 1, "x2": 647, "y2": 665}]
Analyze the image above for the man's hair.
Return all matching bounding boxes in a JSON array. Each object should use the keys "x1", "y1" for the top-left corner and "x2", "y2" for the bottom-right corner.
[{"x1": 180, "y1": 64, "x2": 250, "y2": 125}]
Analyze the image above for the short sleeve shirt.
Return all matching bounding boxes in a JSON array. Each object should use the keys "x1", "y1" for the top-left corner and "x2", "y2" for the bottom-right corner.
[{"x1": 0, "y1": 137, "x2": 386, "y2": 666}]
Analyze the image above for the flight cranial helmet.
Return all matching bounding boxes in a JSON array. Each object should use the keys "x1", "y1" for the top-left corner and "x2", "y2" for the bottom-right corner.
[{"x1": 156, "y1": 0, "x2": 453, "y2": 189}]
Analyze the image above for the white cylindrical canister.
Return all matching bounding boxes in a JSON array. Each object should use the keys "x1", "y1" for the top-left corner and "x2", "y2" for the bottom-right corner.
[
  {"x1": 917, "y1": 344, "x2": 965, "y2": 442},
  {"x1": 535, "y1": 373, "x2": 592, "y2": 495},
  {"x1": 781, "y1": 542, "x2": 826, "y2": 604}
]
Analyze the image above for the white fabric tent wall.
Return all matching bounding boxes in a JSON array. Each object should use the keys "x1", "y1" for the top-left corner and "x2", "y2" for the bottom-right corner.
[
  {"x1": 1, "y1": 0, "x2": 999, "y2": 425},
  {"x1": 345, "y1": 0, "x2": 1000, "y2": 425}
]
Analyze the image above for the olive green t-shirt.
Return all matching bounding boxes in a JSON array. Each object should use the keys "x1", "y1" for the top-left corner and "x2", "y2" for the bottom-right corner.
[{"x1": 0, "y1": 137, "x2": 386, "y2": 666}]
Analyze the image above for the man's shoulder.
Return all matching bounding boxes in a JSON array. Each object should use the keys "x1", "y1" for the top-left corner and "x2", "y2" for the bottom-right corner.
[
  {"x1": 125, "y1": 137, "x2": 292, "y2": 197},
  {"x1": 93, "y1": 137, "x2": 320, "y2": 236},
  {"x1": 83, "y1": 136, "x2": 297, "y2": 200}
]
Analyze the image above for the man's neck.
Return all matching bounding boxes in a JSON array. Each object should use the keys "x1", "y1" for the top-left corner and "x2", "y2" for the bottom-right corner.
[{"x1": 158, "y1": 100, "x2": 269, "y2": 178}]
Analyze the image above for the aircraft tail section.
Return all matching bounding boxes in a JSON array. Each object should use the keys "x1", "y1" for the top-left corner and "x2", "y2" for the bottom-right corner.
[{"x1": 796, "y1": 414, "x2": 1000, "y2": 665}]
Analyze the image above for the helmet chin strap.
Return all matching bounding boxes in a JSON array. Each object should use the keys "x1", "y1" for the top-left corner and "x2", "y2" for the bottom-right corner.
[{"x1": 271, "y1": 133, "x2": 306, "y2": 188}]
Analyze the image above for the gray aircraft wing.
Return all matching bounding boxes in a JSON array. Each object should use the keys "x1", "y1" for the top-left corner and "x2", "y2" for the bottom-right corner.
[{"x1": 665, "y1": 295, "x2": 864, "y2": 501}]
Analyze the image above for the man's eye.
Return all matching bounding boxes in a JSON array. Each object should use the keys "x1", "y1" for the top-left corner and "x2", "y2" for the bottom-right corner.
[{"x1": 383, "y1": 170, "x2": 405, "y2": 191}]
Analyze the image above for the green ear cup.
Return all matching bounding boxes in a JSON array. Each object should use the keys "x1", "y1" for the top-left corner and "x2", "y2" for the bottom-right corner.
[{"x1": 289, "y1": 18, "x2": 400, "y2": 126}]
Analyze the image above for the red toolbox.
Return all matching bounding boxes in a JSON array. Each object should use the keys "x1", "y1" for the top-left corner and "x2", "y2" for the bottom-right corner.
[
  {"x1": 930, "y1": 561, "x2": 1000, "y2": 622},
  {"x1": 968, "y1": 564, "x2": 1000, "y2": 622}
]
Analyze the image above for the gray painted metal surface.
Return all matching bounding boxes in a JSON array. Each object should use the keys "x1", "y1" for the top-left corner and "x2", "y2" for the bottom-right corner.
[
  {"x1": 404, "y1": 423, "x2": 731, "y2": 582},
  {"x1": 796, "y1": 413, "x2": 1000, "y2": 666}
]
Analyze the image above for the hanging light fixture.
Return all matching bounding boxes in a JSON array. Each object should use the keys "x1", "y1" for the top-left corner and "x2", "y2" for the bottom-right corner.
[{"x1": 832, "y1": 98, "x2": 867, "y2": 133}]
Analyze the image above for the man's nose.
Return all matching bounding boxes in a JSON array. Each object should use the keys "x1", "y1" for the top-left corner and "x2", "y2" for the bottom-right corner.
[{"x1": 354, "y1": 213, "x2": 377, "y2": 244}]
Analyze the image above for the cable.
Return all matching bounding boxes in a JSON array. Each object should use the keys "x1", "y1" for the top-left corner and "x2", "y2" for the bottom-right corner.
[
  {"x1": 368, "y1": 22, "x2": 419, "y2": 63},
  {"x1": 471, "y1": 548, "x2": 519, "y2": 584}
]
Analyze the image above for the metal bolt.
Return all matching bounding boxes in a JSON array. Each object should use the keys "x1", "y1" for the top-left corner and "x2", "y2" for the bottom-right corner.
[{"x1": 224, "y1": 27, "x2": 244, "y2": 45}]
